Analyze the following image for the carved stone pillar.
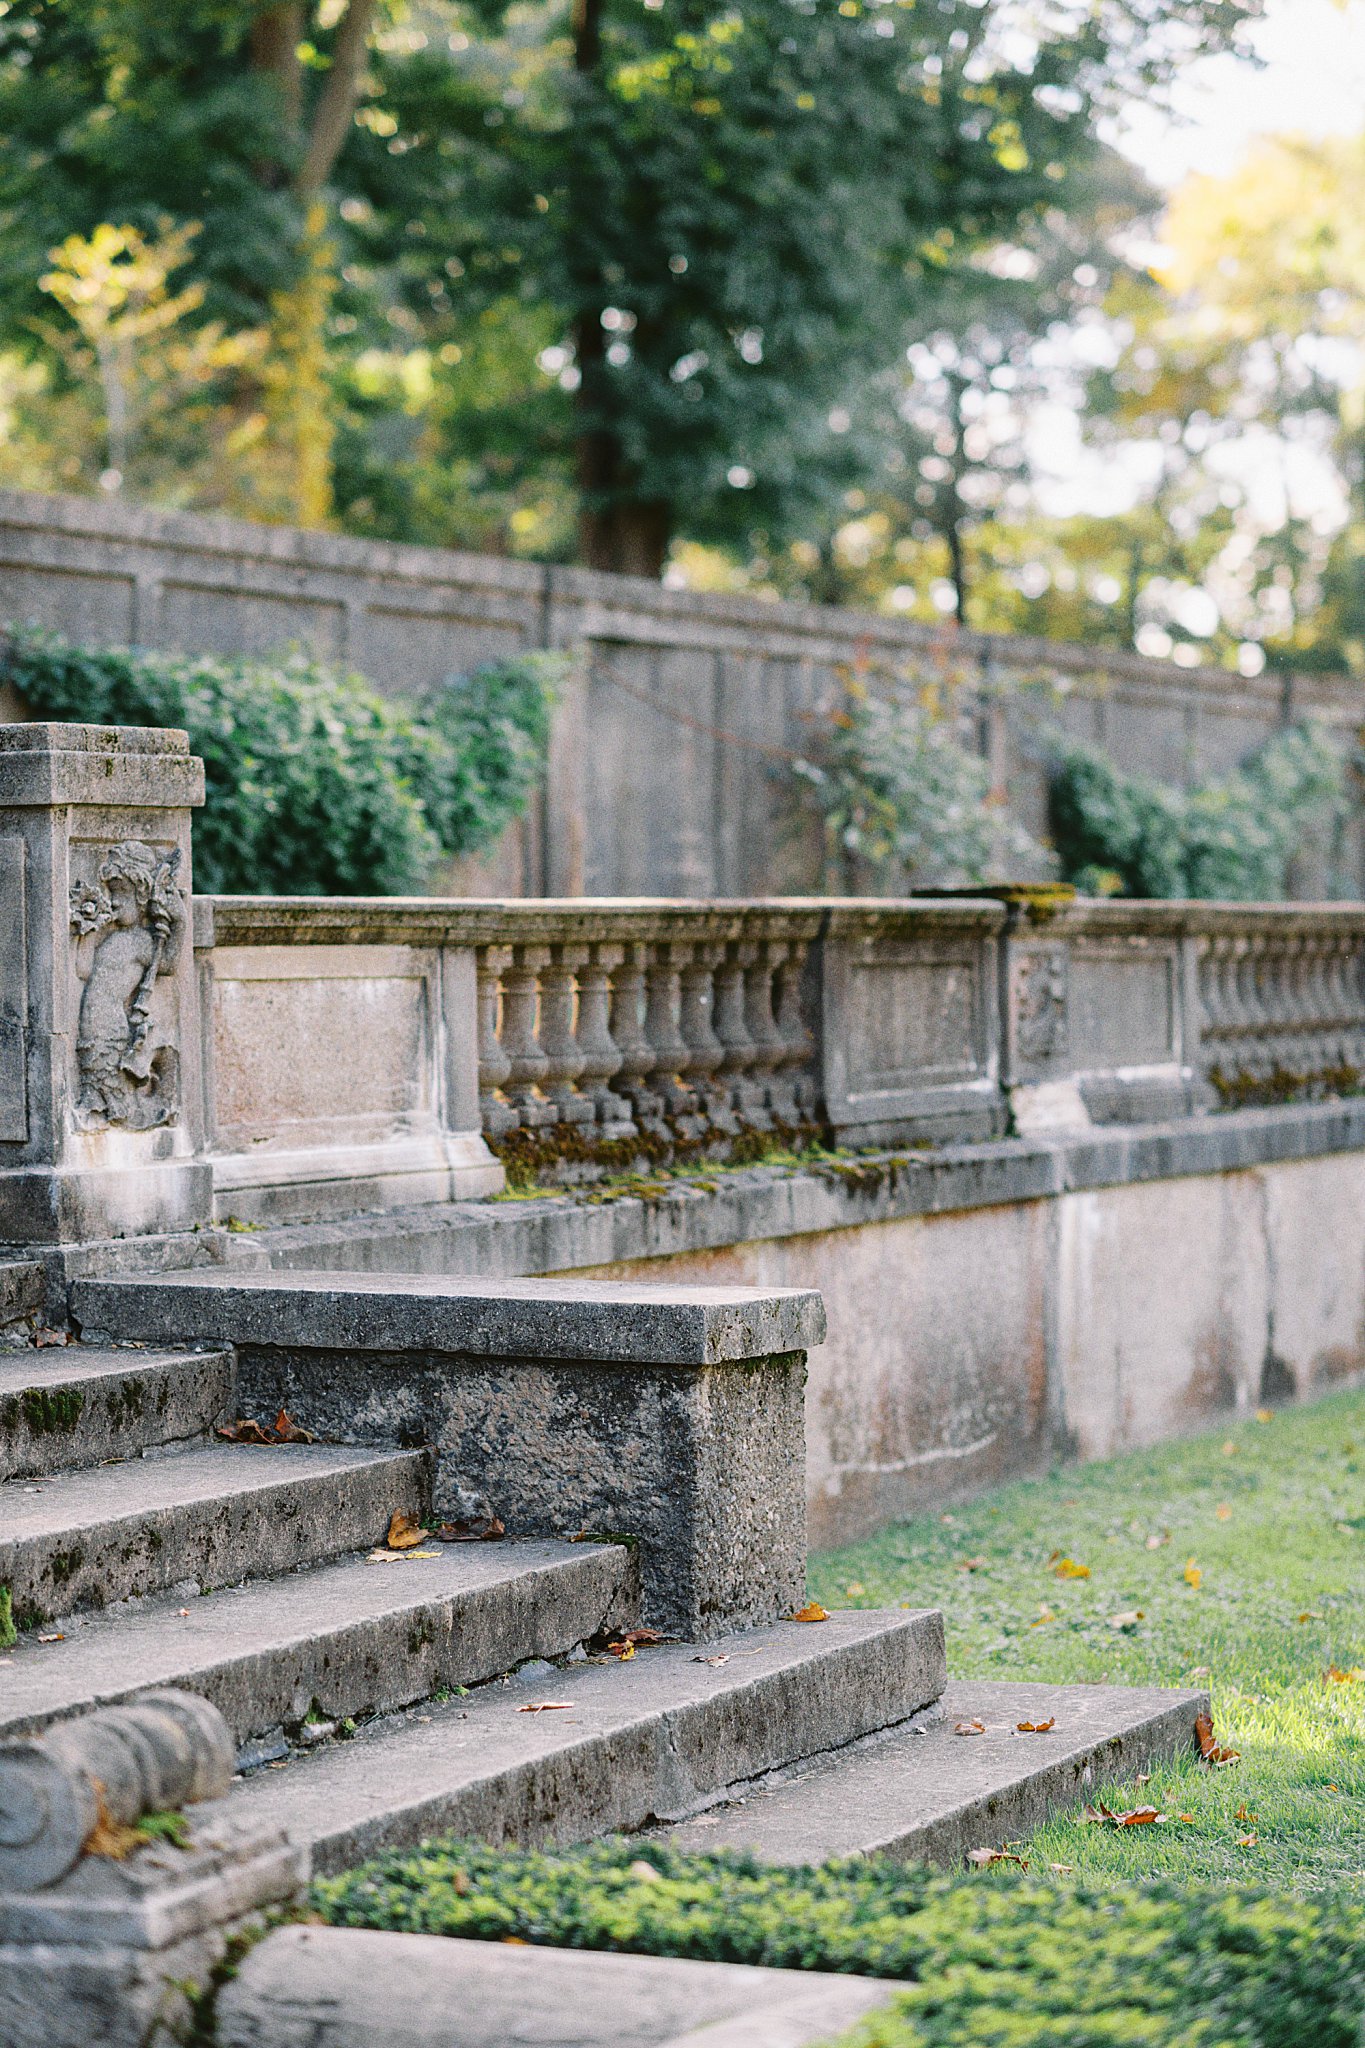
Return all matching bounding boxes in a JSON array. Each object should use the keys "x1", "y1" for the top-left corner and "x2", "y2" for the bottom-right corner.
[
  {"x1": 610, "y1": 941, "x2": 662, "y2": 1127},
  {"x1": 475, "y1": 944, "x2": 519, "y2": 1136},
  {"x1": 538, "y1": 943, "x2": 594, "y2": 1125},
  {"x1": 576, "y1": 942, "x2": 635, "y2": 1136},
  {"x1": 0, "y1": 723, "x2": 212, "y2": 1242}
]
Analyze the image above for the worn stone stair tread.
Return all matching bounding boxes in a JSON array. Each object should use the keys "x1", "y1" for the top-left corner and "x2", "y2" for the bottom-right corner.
[
  {"x1": 0, "y1": 1344, "x2": 234, "y2": 1478},
  {"x1": 662, "y1": 1676, "x2": 1210, "y2": 1867},
  {"x1": 0, "y1": 1537, "x2": 630, "y2": 1744},
  {"x1": 0, "y1": 1440, "x2": 430, "y2": 1621},
  {"x1": 221, "y1": 1607, "x2": 947, "y2": 1875},
  {"x1": 217, "y1": 1925, "x2": 895, "y2": 2048}
]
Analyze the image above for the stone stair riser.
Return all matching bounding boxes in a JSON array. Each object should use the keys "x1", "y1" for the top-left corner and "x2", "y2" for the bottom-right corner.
[
  {"x1": 0, "y1": 1545, "x2": 636, "y2": 1746},
  {"x1": 0, "y1": 1349, "x2": 235, "y2": 1480},
  {"x1": 0, "y1": 1449, "x2": 432, "y2": 1625}
]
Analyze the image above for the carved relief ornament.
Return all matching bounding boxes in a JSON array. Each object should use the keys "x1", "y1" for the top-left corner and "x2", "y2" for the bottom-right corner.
[{"x1": 69, "y1": 841, "x2": 186, "y2": 1130}]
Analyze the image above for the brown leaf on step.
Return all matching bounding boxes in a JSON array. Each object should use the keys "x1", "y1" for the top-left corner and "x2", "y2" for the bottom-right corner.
[
  {"x1": 516, "y1": 1701, "x2": 574, "y2": 1713},
  {"x1": 617, "y1": 1628, "x2": 666, "y2": 1648},
  {"x1": 1194, "y1": 1711, "x2": 1241, "y2": 1765},
  {"x1": 216, "y1": 1417, "x2": 277, "y2": 1445},
  {"x1": 692, "y1": 1653, "x2": 730, "y2": 1666},
  {"x1": 386, "y1": 1510, "x2": 429, "y2": 1551},
  {"x1": 435, "y1": 1515, "x2": 505, "y2": 1543},
  {"x1": 954, "y1": 1718, "x2": 987, "y2": 1736},
  {"x1": 32, "y1": 1325, "x2": 70, "y2": 1348},
  {"x1": 36, "y1": 1632, "x2": 65, "y2": 1643},
  {"x1": 791, "y1": 1602, "x2": 828, "y2": 1623},
  {"x1": 1016, "y1": 1717, "x2": 1056, "y2": 1734},
  {"x1": 272, "y1": 1409, "x2": 315, "y2": 1444},
  {"x1": 84, "y1": 1788, "x2": 145, "y2": 1862},
  {"x1": 966, "y1": 1847, "x2": 1027, "y2": 1868},
  {"x1": 606, "y1": 1640, "x2": 637, "y2": 1661}
]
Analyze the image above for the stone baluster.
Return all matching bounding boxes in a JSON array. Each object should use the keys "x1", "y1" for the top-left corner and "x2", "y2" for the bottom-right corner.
[
  {"x1": 577, "y1": 941, "x2": 636, "y2": 1137},
  {"x1": 611, "y1": 939, "x2": 663, "y2": 1129},
  {"x1": 538, "y1": 943, "x2": 594, "y2": 1126},
  {"x1": 500, "y1": 944, "x2": 557, "y2": 1126},
  {"x1": 475, "y1": 944, "x2": 519, "y2": 1136},
  {"x1": 679, "y1": 941, "x2": 730, "y2": 1131},
  {"x1": 770, "y1": 940, "x2": 814, "y2": 1122},
  {"x1": 743, "y1": 939, "x2": 786, "y2": 1126},
  {"x1": 642, "y1": 938, "x2": 703, "y2": 1128},
  {"x1": 713, "y1": 940, "x2": 761, "y2": 1121}
]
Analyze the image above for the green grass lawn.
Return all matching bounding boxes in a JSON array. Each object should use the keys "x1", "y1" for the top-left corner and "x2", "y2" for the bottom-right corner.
[{"x1": 809, "y1": 1387, "x2": 1365, "y2": 1892}]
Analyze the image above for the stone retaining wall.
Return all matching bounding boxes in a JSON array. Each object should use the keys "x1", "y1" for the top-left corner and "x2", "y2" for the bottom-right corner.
[{"x1": 2, "y1": 487, "x2": 1360, "y2": 899}]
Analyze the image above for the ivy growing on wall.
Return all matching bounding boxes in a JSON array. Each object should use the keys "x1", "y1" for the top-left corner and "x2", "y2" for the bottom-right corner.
[
  {"x1": 1049, "y1": 722, "x2": 1350, "y2": 901},
  {"x1": 2, "y1": 624, "x2": 559, "y2": 895}
]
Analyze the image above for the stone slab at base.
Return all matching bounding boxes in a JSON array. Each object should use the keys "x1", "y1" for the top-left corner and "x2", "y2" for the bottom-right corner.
[
  {"x1": 663, "y1": 1677, "x2": 1210, "y2": 1866},
  {"x1": 216, "y1": 1925, "x2": 895, "y2": 2048}
]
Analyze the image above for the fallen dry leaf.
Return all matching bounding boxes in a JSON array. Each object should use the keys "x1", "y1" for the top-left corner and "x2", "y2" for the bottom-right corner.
[
  {"x1": 1116, "y1": 1806, "x2": 1165, "y2": 1827},
  {"x1": 272, "y1": 1409, "x2": 315, "y2": 1444},
  {"x1": 84, "y1": 1792, "x2": 146, "y2": 1862},
  {"x1": 1108, "y1": 1610, "x2": 1145, "y2": 1631},
  {"x1": 216, "y1": 1417, "x2": 277, "y2": 1445},
  {"x1": 1324, "y1": 1664, "x2": 1365, "y2": 1685},
  {"x1": 516, "y1": 1701, "x2": 575, "y2": 1714},
  {"x1": 1222, "y1": 1440, "x2": 1239, "y2": 1456},
  {"x1": 1048, "y1": 1862, "x2": 1075, "y2": 1875},
  {"x1": 792, "y1": 1601, "x2": 828, "y2": 1623},
  {"x1": 1255, "y1": 1408, "x2": 1274, "y2": 1424},
  {"x1": 954, "y1": 1718, "x2": 987, "y2": 1736},
  {"x1": 1195, "y1": 1711, "x2": 1241, "y2": 1766},
  {"x1": 386, "y1": 1510, "x2": 429, "y2": 1551},
  {"x1": 1146, "y1": 1531, "x2": 1171, "y2": 1550},
  {"x1": 1183, "y1": 1558, "x2": 1203, "y2": 1589},
  {"x1": 1215, "y1": 1504, "x2": 1233, "y2": 1521},
  {"x1": 613, "y1": 1628, "x2": 666, "y2": 1649},
  {"x1": 1016, "y1": 1717, "x2": 1056, "y2": 1734},
  {"x1": 1297, "y1": 1611, "x2": 1324, "y2": 1624},
  {"x1": 36, "y1": 1632, "x2": 65, "y2": 1643},
  {"x1": 32, "y1": 1325, "x2": 70, "y2": 1348},
  {"x1": 1029, "y1": 1605, "x2": 1056, "y2": 1628},
  {"x1": 1235, "y1": 1803, "x2": 1257, "y2": 1824},
  {"x1": 692, "y1": 1653, "x2": 730, "y2": 1667},
  {"x1": 1052, "y1": 1557, "x2": 1091, "y2": 1580},
  {"x1": 844, "y1": 1581, "x2": 866, "y2": 1597},
  {"x1": 966, "y1": 1847, "x2": 1028, "y2": 1868},
  {"x1": 627, "y1": 1859, "x2": 662, "y2": 1882},
  {"x1": 606, "y1": 1640, "x2": 637, "y2": 1661},
  {"x1": 956, "y1": 1557, "x2": 987, "y2": 1573},
  {"x1": 435, "y1": 1514, "x2": 505, "y2": 1543},
  {"x1": 1236, "y1": 1832, "x2": 1259, "y2": 1847}
]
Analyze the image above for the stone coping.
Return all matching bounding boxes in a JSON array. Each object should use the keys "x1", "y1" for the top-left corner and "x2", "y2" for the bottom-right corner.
[
  {"x1": 71, "y1": 1270, "x2": 827, "y2": 1365},
  {"x1": 0, "y1": 720, "x2": 205, "y2": 808},
  {"x1": 180, "y1": 1096, "x2": 1365, "y2": 1284}
]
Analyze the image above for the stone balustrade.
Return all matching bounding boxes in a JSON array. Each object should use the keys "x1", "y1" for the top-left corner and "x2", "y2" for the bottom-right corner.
[{"x1": 190, "y1": 890, "x2": 1365, "y2": 1216}]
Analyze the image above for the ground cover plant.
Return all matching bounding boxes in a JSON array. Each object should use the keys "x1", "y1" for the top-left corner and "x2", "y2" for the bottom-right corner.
[{"x1": 314, "y1": 1392, "x2": 1365, "y2": 2044}]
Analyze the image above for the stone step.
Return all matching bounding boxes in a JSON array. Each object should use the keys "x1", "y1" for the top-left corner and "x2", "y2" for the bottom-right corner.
[
  {"x1": 0, "y1": 1538, "x2": 633, "y2": 1748},
  {"x1": 663, "y1": 1676, "x2": 1210, "y2": 1867},
  {"x1": 0, "y1": 1344, "x2": 234, "y2": 1479},
  {"x1": 222, "y1": 1607, "x2": 947, "y2": 1876},
  {"x1": 0, "y1": 1441, "x2": 431, "y2": 1625}
]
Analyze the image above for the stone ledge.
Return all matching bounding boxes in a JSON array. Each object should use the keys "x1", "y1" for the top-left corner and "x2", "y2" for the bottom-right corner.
[
  {"x1": 71, "y1": 1270, "x2": 827, "y2": 1366},
  {"x1": 198, "y1": 1097, "x2": 1365, "y2": 1284}
]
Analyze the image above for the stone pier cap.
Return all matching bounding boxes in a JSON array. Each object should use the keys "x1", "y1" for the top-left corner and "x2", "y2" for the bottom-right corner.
[{"x1": 72, "y1": 1270, "x2": 827, "y2": 1367}]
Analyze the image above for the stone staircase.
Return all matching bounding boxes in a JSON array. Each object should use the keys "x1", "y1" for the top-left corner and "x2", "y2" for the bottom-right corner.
[{"x1": 1, "y1": 1301, "x2": 1204, "y2": 1885}]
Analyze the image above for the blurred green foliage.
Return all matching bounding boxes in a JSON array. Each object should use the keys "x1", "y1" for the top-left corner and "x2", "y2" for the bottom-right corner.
[{"x1": 3, "y1": 623, "x2": 558, "y2": 894}]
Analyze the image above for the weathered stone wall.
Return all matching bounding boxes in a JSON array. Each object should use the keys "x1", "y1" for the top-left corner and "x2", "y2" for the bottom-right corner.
[{"x1": 2, "y1": 487, "x2": 1360, "y2": 900}]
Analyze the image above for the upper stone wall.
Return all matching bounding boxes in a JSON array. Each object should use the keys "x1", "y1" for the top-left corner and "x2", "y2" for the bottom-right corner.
[{"x1": 1, "y1": 487, "x2": 1359, "y2": 900}]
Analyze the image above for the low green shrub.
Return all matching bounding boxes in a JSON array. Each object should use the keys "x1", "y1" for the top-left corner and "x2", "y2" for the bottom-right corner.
[
  {"x1": 313, "y1": 1837, "x2": 1365, "y2": 2046},
  {"x1": 1050, "y1": 721, "x2": 1347, "y2": 899},
  {"x1": 2, "y1": 624, "x2": 560, "y2": 895},
  {"x1": 0, "y1": 1586, "x2": 14, "y2": 1651}
]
